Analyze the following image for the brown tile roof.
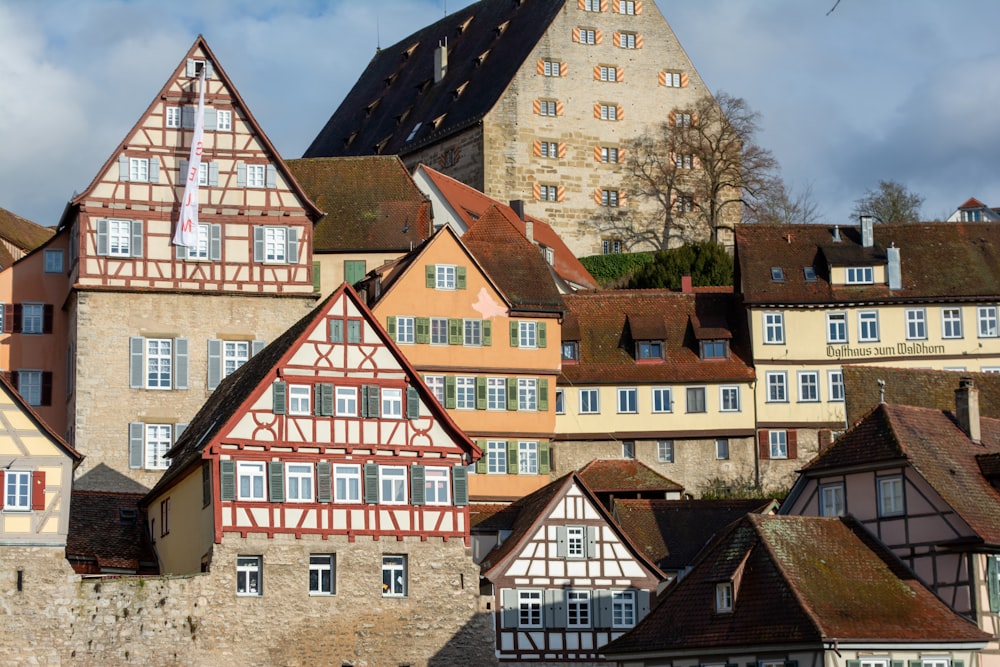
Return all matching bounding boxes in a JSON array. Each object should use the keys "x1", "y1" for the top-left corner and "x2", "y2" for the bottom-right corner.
[
  {"x1": 66, "y1": 490, "x2": 158, "y2": 573},
  {"x1": 577, "y1": 459, "x2": 682, "y2": 494},
  {"x1": 286, "y1": 156, "x2": 431, "y2": 252},
  {"x1": 416, "y1": 165, "x2": 597, "y2": 289},
  {"x1": 802, "y1": 402, "x2": 1000, "y2": 546},
  {"x1": 304, "y1": 0, "x2": 565, "y2": 159},
  {"x1": 461, "y1": 205, "x2": 565, "y2": 312},
  {"x1": 605, "y1": 514, "x2": 990, "y2": 654},
  {"x1": 560, "y1": 290, "x2": 754, "y2": 385},
  {"x1": 613, "y1": 499, "x2": 775, "y2": 572},
  {"x1": 736, "y1": 222, "x2": 1000, "y2": 305},
  {"x1": 469, "y1": 502, "x2": 519, "y2": 531},
  {"x1": 0, "y1": 207, "x2": 54, "y2": 267}
]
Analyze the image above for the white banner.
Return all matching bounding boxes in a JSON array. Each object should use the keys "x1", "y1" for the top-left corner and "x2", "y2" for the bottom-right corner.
[{"x1": 173, "y1": 68, "x2": 207, "y2": 247}]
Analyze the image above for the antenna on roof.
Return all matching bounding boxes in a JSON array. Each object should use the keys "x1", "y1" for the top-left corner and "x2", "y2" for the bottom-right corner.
[{"x1": 376, "y1": 14, "x2": 381, "y2": 50}]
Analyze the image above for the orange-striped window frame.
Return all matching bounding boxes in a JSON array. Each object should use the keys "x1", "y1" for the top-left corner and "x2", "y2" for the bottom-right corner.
[{"x1": 614, "y1": 31, "x2": 642, "y2": 49}]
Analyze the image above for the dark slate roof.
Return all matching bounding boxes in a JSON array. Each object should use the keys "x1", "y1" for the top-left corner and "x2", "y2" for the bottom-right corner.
[
  {"x1": 605, "y1": 514, "x2": 990, "y2": 655},
  {"x1": 736, "y1": 222, "x2": 1000, "y2": 306},
  {"x1": 577, "y1": 459, "x2": 683, "y2": 494},
  {"x1": 304, "y1": 0, "x2": 565, "y2": 158},
  {"x1": 560, "y1": 290, "x2": 754, "y2": 385},
  {"x1": 843, "y1": 366, "x2": 1000, "y2": 426},
  {"x1": 66, "y1": 490, "x2": 157, "y2": 573},
  {"x1": 286, "y1": 156, "x2": 432, "y2": 252},
  {"x1": 0, "y1": 207, "x2": 54, "y2": 267},
  {"x1": 461, "y1": 204, "x2": 565, "y2": 312},
  {"x1": 613, "y1": 499, "x2": 775, "y2": 572},
  {"x1": 801, "y1": 402, "x2": 1000, "y2": 546}
]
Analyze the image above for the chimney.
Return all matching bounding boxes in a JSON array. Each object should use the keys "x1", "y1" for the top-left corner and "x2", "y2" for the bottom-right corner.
[
  {"x1": 509, "y1": 200, "x2": 532, "y2": 242},
  {"x1": 434, "y1": 40, "x2": 448, "y2": 83},
  {"x1": 860, "y1": 215, "x2": 874, "y2": 248},
  {"x1": 681, "y1": 275, "x2": 693, "y2": 293},
  {"x1": 955, "y1": 377, "x2": 981, "y2": 444},
  {"x1": 886, "y1": 243, "x2": 901, "y2": 290},
  {"x1": 832, "y1": 225, "x2": 841, "y2": 242}
]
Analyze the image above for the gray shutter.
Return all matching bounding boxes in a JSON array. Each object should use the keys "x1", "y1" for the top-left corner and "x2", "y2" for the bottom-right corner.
[
  {"x1": 890, "y1": 661, "x2": 904, "y2": 667},
  {"x1": 220, "y1": 460, "x2": 236, "y2": 501},
  {"x1": 174, "y1": 423, "x2": 187, "y2": 442},
  {"x1": 989, "y1": 556, "x2": 1000, "y2": 612},
  {"x1": 118, "y1": 155, "x2": 130, "y2": 181},
  {"x1": 501, "y1": 589, "x2": 518, "y2": 628},
  {"x1": 452, "y1": 467, "x2": 468, "y2": 506},
  {"x1": 203, "y1": 108, "x2": 217, "y2": 131},
  {"x1": 586, "y1": 526, "x2": 599, "y2": 558},
  {"x1": 596, "y1": 590, "x2": 612, "y2": 628},
  {"x1": 317, "y1": 461, "x2": 332, "y2": 503},
  {"x1": 129, "y1": 336, "x2": 145, "y2": 388},
  {"x1": 96, "y1": 219, "x2": 109, "y2": 256},
  {"x1": 319, "y1": 383, "x2": 334, "y2": 417},
  {"x1": 364, "y1": 463, "x2": 379, "y2": 504},
  {"x1": 410, "y1": 465, "x2": 425, "y2": 505},
  {"x1": 268, "y1": 461, "x2": 284, "y2": 502},
  {"x1": 286, "y1": 227, "x2": 299, "y2": 264},
  {"x1": 173, "y1": 337, "x2": 189, "y2": 390},
  {"x1": 406, "y1": 386, "x2": 419, "y2": 419},
  {"x1": 252, "y1": 340, "x2": 265, "y2": 356},
  {"x1": 205, "y1": 60, "x2": 214, "y2": 79},
  {"x1": 149, "y1": 157, "x2": 160, "y2": 183},
  {"x1": 329, "y1": 319, "x2": 343, "y2": 343},
  {"x1": 252, "y1": 226, "x2": 264, "y2": 262},
  {"x1": 637, "y1": 589, "x2": 650, "y2": 619},
  {"x1": 546, "y1": 588, "x2": 565, "y2": 628},
  {"x1": 178, "y1": 159, "x2": 189, "y2": 189},
  {"x1": 360, "y1": 385, "x2": 370, "y2": 418},
  {"x1": 209, "y1": 162, "x2": 220, "y2": 187},
  {"x1": 207, "y1": 339, "x2": 223, "y2": 390},
  {"x1": 186, "y1": 58, "x2": 196, "y2": 77},
  {"x1": 367, "y1": 384, "x2": 380, "y2": 418},
  {"x1": 237, "y1": 162, "x2": 247, "y2": 187},
  {"x1": 176, "y1": 240, "x2": 188, "y2": 260},
  {"x1": 130, "y1": 220, "x2": 143, "y2": 258},
  {"x1": 847, "y1": 662, "x2": 861, "y2": 667},
  {"x1": 128, "y1": 422, "x2": 144, "y2": 469},
  {"x1": 182, "y1": 106, "x2": 196, "y2": 129},
  {"x1": 556, "y1": 526, "x2": 568, "y2": 558},
  {"x1": 272, "y1": 381, "x2": 287, "y2": 414},
  {"x1": 209, "y1": 224, "x2": 222, "y2": 260},
  {"x1": 266, "y1": 164, "x2": 277, "y2": 188}
]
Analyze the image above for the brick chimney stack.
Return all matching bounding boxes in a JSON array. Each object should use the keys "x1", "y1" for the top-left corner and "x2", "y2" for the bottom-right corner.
[{"x1": 955, "y1": 377, "x2": 981, "y2": 444}]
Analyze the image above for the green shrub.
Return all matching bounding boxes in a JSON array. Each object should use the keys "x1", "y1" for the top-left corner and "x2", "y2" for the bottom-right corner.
[
  {"x1": 579, "y1": 252, "x2": 653, "y2": 287},
  {"x1": 625, "y1": 241, "x2": 733, "y2": 289}
]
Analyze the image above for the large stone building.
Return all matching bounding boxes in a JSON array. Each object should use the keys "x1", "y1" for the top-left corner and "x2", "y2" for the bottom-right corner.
[{"x1": 305, "y1": 0, "x2": 719, "y2": 256}]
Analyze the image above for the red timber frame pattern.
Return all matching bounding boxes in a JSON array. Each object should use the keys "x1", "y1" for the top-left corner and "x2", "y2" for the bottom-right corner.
[{"x1": 210, "y1": 290, "x2": 475, "y2": 544}]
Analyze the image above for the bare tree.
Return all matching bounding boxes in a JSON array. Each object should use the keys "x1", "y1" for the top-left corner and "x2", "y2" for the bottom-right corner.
[
  {"x1": 850, "y1": 179, "x2": 924, "y2": 223},
  {"x1": 744, "y1": 179, "x2": 823, "y2": 225}
]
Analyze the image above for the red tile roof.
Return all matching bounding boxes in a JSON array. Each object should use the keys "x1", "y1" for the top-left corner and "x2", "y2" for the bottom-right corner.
[
  {"x1": 959, "y1": 197, "x2": 985, "y2": 209},
  {"x1": 66, "y1": 490, "x2": 158, "y2": 574},
  {"x1": 560, "y1": 290, "x2": 754, "y2": 385},
  {"x1": 286, "y1": 156, "x2": 432, "y2": 252},
  {"x1": 577, "y1": 459, "x2": 682, "y2": 494},
  {"x1": 606, "y1": 514, "x2": 990, "y2": 654},
  {"x1": 0, "y1": 207, "x2": 54, "y2": 267}
]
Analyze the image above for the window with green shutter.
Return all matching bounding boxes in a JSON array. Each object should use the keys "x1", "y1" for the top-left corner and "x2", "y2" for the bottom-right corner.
[
  {"x1": 415, "y1": 317, "x2": 430, "y2": 344},
  {"x1": 509, "y1": 321, "x2": 519, "y2": 347},
  {"x1": 539, "y1": 441, "x2": 550, "y2": 474},
  {"x1": 507, "y1": 441, "x2": 519, "y2": 474},
  {"x1": 483, "y1": 320, "x2": 492, "y2": 346},
  {"x1": 406, "y1": 386, "x2": 420, "y2": 419},
  {"x1": 507, "y1": 377, "x2": 519, "y2": 410},
  {"x1": 410, "y1": 465, "x2": 426, "y2": 505},
  {"x1": 268, "y1": 461, "x2": 285, "y2": 502},
  {"x1": 456, "y1": 266, "x2": 467, "y2": 289},
  {"x1": 476, "y1": 377, "x2": 487, "y2": 410},
  {"x1": 425, "y1": 264, "x2": 436, "y2": 288},
  {"x1": 364, "y1": 464, "x2": 379, "y2": 504},
  {"x1": 386, "y1": 316, "x2": 397, "y2": 341},
  {"x1": 538, "y1": 379, "x2": 549, "y2": 411},
  {"x1": 448, "y1": 318, "x2": 463, "y2": 345},
  {"x1": 989, "y1": 554, "x2": 1000, "y2": 612},
  {"x1": 344, "y1": 260, "x2": 366, "y2": 285},
  {"x1": 272, "y1": 381, "x2": 287, "y2": 415},
  {"x1": 220, "y1": 460, "x2": 236, "y2": 501},
  {"x1": 537, "y1": 322, "x2": 547, "y2": 348},
  {"x1": 453, "y1": 467, "x2": 469, "y2": 506},
  {"x1": 445, "y1": 376, "x2": 457, "y2": 409}
]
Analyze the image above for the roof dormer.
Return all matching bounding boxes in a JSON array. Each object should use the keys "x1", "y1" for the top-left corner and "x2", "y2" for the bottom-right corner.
[{"x1": 626, "y1": 314, "x2": 666, "y2": 363}]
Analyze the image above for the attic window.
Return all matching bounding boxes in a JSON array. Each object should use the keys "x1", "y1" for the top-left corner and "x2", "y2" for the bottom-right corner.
[
  {"x1": 453, "y1": 81, "x2": 469, "y2": 99},
  {"x1": 561, "y1": 341, "x2": 579, "y2": 363},
  {"x1": 432, "y1": 114, "x2": 447, "y2": 129},
  {"x1": 374, "y1": 136, "x2": 391, "y2": 154},
  {"x1": 416, "y1": 79, "x2": 432, "y2": 94},
  {"x1": 803, "y1": 266, "x2": 817, "y2": 282},
  {"x1": 636, "y1": 340, "x2": 664, "y2": 361},
  {"x1": 457, "y1": 16, "x2": 474, "y2": 34},
  {"x1": 495, "y1": 20, "x2": 510, "y2": 36},
  {"x1": 396, "y1": 107, "x2": 412, "y2": 125},
  {"x1": 343, "y1": 131, "x2": 357, "y2": 149},
  {"x1": 716, "y1": 581, "x2": 733, "y2": 613},
  {"x1": 119, "y1": 508, "x2": 138, "y2": 525},
  {"x1": 700, "y1": 340, "x2": 729, "y2": 360},
  {"x1": 384, "y1": 72, "x2": 398, "y2": 88},
  {"x1": 403, "y1": 42, "x2": 420, "y2": 60},
  {"x1": 846, "y1": 266, "x2": 874, "y2": 285},
  {"x1": 770, "y1": 267, "x2": 784, "y2": 282},
  {"x1": 406, "y1": 122, "x2": 422, "y2": 142},
  {"x1": 365, "y1": 99, "x2": 381, "y2": 117},
  {"x1": 540, "y1": 245, "x2": 554, "y2": 265},
  {"x1": 477, "y1": 49, "x2": 491, "y2": 66}
]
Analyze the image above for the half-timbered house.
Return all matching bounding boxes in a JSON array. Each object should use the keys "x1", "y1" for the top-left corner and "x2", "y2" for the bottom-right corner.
[
  {"x1": 473, "y1": 472, "x2": 662, "y2": 663},
  {"x1": 141, "y1": 283, "x2": 489, "y2": 664}
]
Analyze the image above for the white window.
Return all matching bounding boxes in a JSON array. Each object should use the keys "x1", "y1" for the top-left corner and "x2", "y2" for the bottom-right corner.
[
  {"x1": 425, "y1": 375, "x2": 445, "y2": 404},
  {"x1": 651, "y1": 387, "x2": 672, "y2": 413},
  {"x1": 542, "y1": 60, "x2": 561, "y2": 77},
  {"x1": 674, "y1": 113, "x2": 692, "y2": 128},
  {"x1": 599, "y1": 104, "x2": 618, "y2": 120},
  {"x1": 820, "y1": 483, "x2": 845, "y2": 517},
  {"x1": 828, "y1": 370, "x2": 845, "y2": 402},
  {"x1": 623, "y1": 441, "x2": 635, "y2": 458},
  {"x1": 878, "y1": 476, "x2": 904, "y2": 516},
  {"x1": 396, "y1": 316, "x2": 415, "y2": 344},
  {"x1": 145, "y1": 424, "x2": 172, "y2": 470},
  {"x1": 686, "y1": 386, "x2": 706, "y2": 413},
  {"x1": 380, "y1": 466, "x2": 407, "y2": 504},
  {"x1": 236, "y1": 556, "x2": 262, "y2": 596},
  {"x1": 600, "y1": 146, "x2": 619, "y2": 163},
  {"x1": 978, "y1": 306, "x2": 999, "y2": 338},
  {"x1": 538, "y1": 100, "x2": 558, "y2": 116},
  {"x1": 424, "y1": 467, "x2": 450, "y2": 504},
  {"x1": 657, "y1": 440, "x2": 674, "y2": 463},
  {"x1": 129, "y1": 157, "x2": 149, "y2": 182},
  {"x1": 798, "y1": 371, "x2": 820, "y2": 402},
  {"x1": 486, "y1": 441, "x2": 507, "y2": 474},
  {"x1": 716, "y1": 439, "x2": 730, "y2": 460},
  {"x1": 715, "y1": 582, "x2": 733, "y2": 612},
  {"x1": 663, "y1": 71, "x2": 682, "y2": 87},
  {"x1": 336, "y1": 386, "x2": 357, "y2": 416},
  {"x1": 599, "y1": 65, "x2": 618, "y2": 82},
  {"x1": 584, "y1": 0, "x2": 600, "y2": 10},
  {"x1": 763, "y1": 312, "x2": 785, "y2": 344},
  {"x1": 43, "y1": 249, "x2": 64, "y2": 273},
  {"x1": 216, "y1": 109, "x2": 232, "y2": 131},
  {"x1": 220, "y1": 341, "x2": 250, "y2": 379},
  {"x1": 146, "y1": 339, "x2": 173, "y2": 389},
  {"x1": 382, "y1": 555, "x2": 407, "y2": 597},
  {"x1": 166, "y1": 107, "x2": 181, "y2": 128},
  {"x1": 601, "y1": 189, "x2": 620, "y2": 207},
  {"x1": 430, "y1": 317, "x2": 448, "y2": 345},
  {"x1": 518, "y1": 378, "x2": 538, "y2": 411},
  {"x1": 567, "y1": 526, "x2": 586, "y2": 558},
  {"x1": 262, "y1": 227, "x2": 286, "y2": 263},
  {"x1": 108, "y1": 219, "x2": 133, "y2": 257},
  {"x1": 845, "y1": 266, "x2": 874, "y2": 284},
  {"x1": 826, "y1": 312, "x2": 847, "y2": 343},
  {"x1": 603, "y1": 239, "x2": 622, "y2": 254},
  {"x1": 619, "y1": 32, "x2": 637, "y2": 48},
  {"x1": 16, "y1": 370, "x2": 42, "y2": 407},
  {"x1": 286, "y1": 463, "x2": 314, "y2": 502},
  {"x1": 906, "y1": 308, "x2": 927, "y2": 340},
  {"x1": 246, "y1": 164, "x2": 266, "y2": 188},
  {"x1": 580, "y1": 388, "x2": 599, "y2": 414},
  {"x1": 567, "y1": 590, "x2": 591, "y2": 628},
  {"x1": 612, "y1": 590, "x2": 636, "y2": 628},
  {"x1": 486, "y1": 378, "x2": 506, "y2": 411},
  {"x1": 519, "y1": 321, "x2": 537, "y2": 348},
  {"x1": 858, "y1": 311, "x2": 879, "y2": 342},
  {"x1": 382, "y1": 388, "x2": 402, "y2": 419},
  {"x1": 20, "y1": 304, "x2": 43, "y2": 334},
  {"x1": 765, "y1": 371, "x2": 787, "y2": 402},
  {"x1": 518, "y1": 590, "x2": 543, "y2": 627},
  {"x1": 435, "y1": 265, "x2": 456, "y2": 290},
  {"x1": 288, "y1": 385, "x2": 310, "y2": 415},
  {"x1": 539, "y1": 184, "x2": 559, "y2": 201},
  {"x1": 579, "y1": 28, "x2": 597, "y2": 44},
  {"x1": 238, "y1": 462, "x2": 266, "y2": 501},
  {"x1": 720, "y1": 386, "x2": 740, "y2": 412},
  {"x1": 456, "y1": 376, "x2": 476, "y2": 410},
  {"x1": 309, "y1": 554, "x2": 335, "y2": 595},
  {"x1": 463, "y1": 319, "x2": 482, "y2": 346},
  {"x1": 618, "y1": 0, "x2": 636, "y2": 13},
  {"x1": 617, "y1": 387, "x2": 637, "y2": 413},
  {"x1": 4, "y1": 471, "x2": 30, "y2": 510},
  {"x1": 519, "y1": 441, "x2": 538, "y2": 475},
  {"x1": 540, "y1": 141, "x2": 559, "y2": 157},
  {"x1": 334, "y1": 464, "x2": 360, "y2": 502},
  {"x1": 942, "y1": 307, "x2": 963, "y2": 339},
  {"x1": 769, "y1": 430, "x2": 788, "y2": 459}
]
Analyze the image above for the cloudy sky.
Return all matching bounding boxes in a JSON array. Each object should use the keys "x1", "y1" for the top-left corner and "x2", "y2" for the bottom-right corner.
[{"x1": 2, "y1": 0, "x2": 999, "y2": 229}]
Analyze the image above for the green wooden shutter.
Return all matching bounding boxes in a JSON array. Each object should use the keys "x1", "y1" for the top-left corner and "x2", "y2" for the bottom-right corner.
[
  {"x1": 507, "y1": 377, "x2": 518, "y2": 410},
  {"x1": 364, "y1": 464, "x2": 379, "y2": 504},
  {"x1": 456, "y1": 266, "x2": 467, "y2": 289},
  {"x1": 316, "y1": 462, "x2": 332, "y2": 503},
  {"x1": 445, "y1": 376, "x2": 457, "y2": 409},
  {"x1": 272, "y1": 381, "x2": 287, "y2": 414},
  {"x1": 360, "y1": 385, "x2": 370, "y2": 418},
  {"x1": 268, "y1": 461, "x2": 285, "y2": 502},
  {"x1": 425, "y1": 264, "x2": 436, "y2": 288},
  {"x1": 319, "y1": 384, "x2": 334, "y2": 416},
  {"x1": 406, "y1": 386, "x2": 420, "y2": 419},
  {"x1": 128, "y1": 423, "x2": 144, "y2": 469},
  {"x1": 453, "y1": 467, "x2": 468, "y2": 506},
  {"x1": 415, "y1": 317, "x2": 430, "y2": 344},
  {"x1": 989, "y1": 555, "x2": 1000, "y2": 612},
  {"x1": 538, "y1": 322, "x2": 547, "y2": 348},
  {"x1": 411, "y1": 465, "x2": 425, "y2": 505},
  {"x1": 367, "y1": 384, "x2": 380, "y2": 418},
  {"x1": 449, "y1": 318, "x2": 463, "y2": 345},
  {"x1": 847, "y1": 661, "x2": 861, "y2": 667},
  {"x1": 476, "y1": 377, "x2": 487, "y2": 410},
  {"x1": 509, "y1": 321, "x2": 519, "y2": 347},
  {"x1": 507, "y1": 441, "x2": 519, "y2": 474},
  {"x1": 482, "y1": 320, "x2": 492, "y2": 346},
  {"x1": 386, "y1": 316, "x2": 397, "y2": 341},
  {"x1": 220, "y1": 460, "x2": 236, "y2": 501},
  {"x1": 475, "y1": 441, "x2": 488, "y2": 474},
  {"x1": 312, "y1": 261, "x2": 321, "y2": 292},
  {"x1": 539, "y1": 441, "x2": 550, "y2": 473},
  {"x1": 538, "y1": 379, "x2": 549, "y2": 411}
]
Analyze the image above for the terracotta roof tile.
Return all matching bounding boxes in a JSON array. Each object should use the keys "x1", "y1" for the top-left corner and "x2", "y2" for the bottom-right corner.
[
  {"x1": 0, "y1": 207, "x2": 54, "y2": 268},
  {"x1": 66, "y1": 490, "x2": 158, "y2": 573},
  {"x1": 577, "y1": 459, "x2": 682, "y2": 494}
]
